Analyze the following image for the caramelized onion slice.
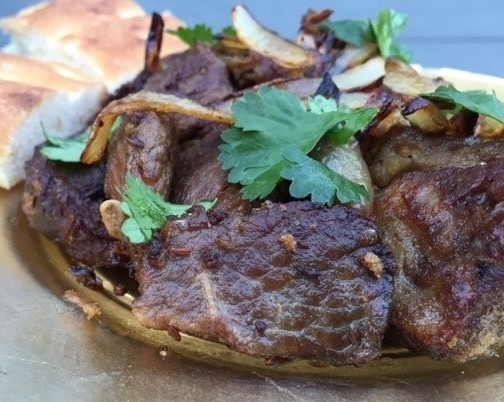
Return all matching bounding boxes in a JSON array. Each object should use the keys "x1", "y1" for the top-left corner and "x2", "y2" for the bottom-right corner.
[
  {"x1": 383, "y1": 59, "x2": 446, "y2": 96},
  {"x1": 81, "y1": 91, "x2": 234, "y2": 164},
  {"x1": 402, "y1": 98, "x2": 448, "y2": 135},
  {"x1": 333, "y1": 43, "x2": 378, "y2": 74},
  {"x1": 332, "y1": 57, "x2": 385, "y2": 91},
  {"x1": 474, "y1": 115, "x2": 504, "y2": 139},
  {"x1": 232, "y1": 5, "x2": 313, "y2": 69}
]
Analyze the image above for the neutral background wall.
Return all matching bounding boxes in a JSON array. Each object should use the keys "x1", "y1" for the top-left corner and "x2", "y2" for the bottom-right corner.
[{"x1": 0, "y1": 1, "x2": 503, "y2": 76}]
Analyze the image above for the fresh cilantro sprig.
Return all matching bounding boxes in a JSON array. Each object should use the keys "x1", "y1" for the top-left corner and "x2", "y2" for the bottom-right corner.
[
  {"x1": 167, "y1": 24, "x2": 216, "y2": 47},
  {"x1": 40, "y1": 117, "x2": 123, "y2": 163},
  {"x1": 321, "y1": 9, "x2": 412, "y2": 63},
  {"x1": 421, "y1": 85, "x2": 504, "y2": 124},
  {"x1": 218, "y1": 87, "x2": 377, "y2": 206},
  {"x1": 120, "y1": 176, "x2": 216, "y2": 244}
]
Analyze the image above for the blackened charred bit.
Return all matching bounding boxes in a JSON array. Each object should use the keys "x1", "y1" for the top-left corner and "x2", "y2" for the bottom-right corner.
[
  {"x1": 314, "y1": 72, "x2": 340, "y2": 103},
  {"x1": 170, "y1": 247, "x2": 191, "y2": 257},
  {"x1": 201, "y1": 250, "x2": 220, "y2": 270},
  {"x1": 302, "y1": 9, "x2": 333, "y2": 26},
  {"x1": 401, "y1": 97, "x2": 432, "y2": 116},
  {"x1": 297, "y1": 240, "x2": 309, "y2": 250},
  {"x1": 126, "y1": 136, "x2": 145, "y2": 148},
  {"x1": 264, "y1": 356, "x2": 291, "y2": 367},
  {"x1": 207, "y1": 209, "x2": 227, "y2": 226},
  {"x1": 297, "y1": 266, "x2": 321, "y2": 280},
  {"x1": 144, "y1": 13, "x2": 164, "y2": 74},
  {"x1": 70, "y1": 265, "x2": 103, "y2": 291},
  {"x1": 113, "y1": 283, "x2": 127, "y2": 296},
  {"x1": 279, "y1": 234, "x2": 297, "y2": 253},
  {"x1": 167, "y1": 325, "x2": 182, "y2": 342},
  {"x1": 254, "y1": 320, "x2": 267, "y2": 336}
]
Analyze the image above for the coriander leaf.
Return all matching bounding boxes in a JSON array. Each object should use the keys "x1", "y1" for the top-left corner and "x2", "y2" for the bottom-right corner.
[
  {"x1": 221, "y1": 25, "x2": 237, "y2": 37},
  {"x1": 421, "y1": 85, "x2": 504, "y2": 124},
  {"x1": 167, "y1": 24, "x2": 216, "y2": 47},
  {"x1": 219, "y1": 87, "x2": 349, "y2": 200},
  {"x1": 329, "y1": 107, "x2": 379, "y2": 145},
  {"x1": 308, "y1": 95, "x2": 338, "y2": 114},
  {"x1": 371, "y1": 9, "x2": 411, "y2": 63},
  {"x1": 40, "y1": 124, "x2": 89, "y2": 163},
  {"x1": 281, "y1": 145, "x2": 369, "y2": 206},
  {"x1": 321, "y1": 9, "x2": 412, "y2": 63},
  {"x1": 320, "y1": 19, "x2": 371, "y2": 48},
  {"x1": 120, "y1": 176, "x2": 216, "y2": 244},
  {"x1": 308, "y1": 96, "x2": 378, "y2": 145}
]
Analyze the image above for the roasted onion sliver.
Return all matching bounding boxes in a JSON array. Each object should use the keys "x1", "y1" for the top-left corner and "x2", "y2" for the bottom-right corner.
[
  {"x1": 232, "y1": 5, "x2": 313, "y2": 70},
  {"x1": 332, "y1": 57, "x2": 385, "y2": 92},
  {"x1": 81, "y1": 91, "x2": 234, "y2": 164},
  {"x1": 383, "y1": 59, "x2": 446, "y2": 96}
]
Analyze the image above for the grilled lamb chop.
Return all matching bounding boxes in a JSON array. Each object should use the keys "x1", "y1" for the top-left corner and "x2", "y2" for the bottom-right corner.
[{"x1": 375, "y1": 160, "x2": 504, "y2": 361}]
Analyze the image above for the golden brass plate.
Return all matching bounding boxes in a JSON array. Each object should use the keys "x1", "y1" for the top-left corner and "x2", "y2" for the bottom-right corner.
[{"x1": 3, "y1": 68, "x2": 504, "y2": 400}]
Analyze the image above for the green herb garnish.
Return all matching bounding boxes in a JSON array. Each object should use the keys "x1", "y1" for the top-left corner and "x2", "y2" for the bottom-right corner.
[
  {"x1": 167, "y1": 24, "x2": 216, "y2": 47},
  {"x1": 321, "y1": 9, "x2": 412, "y2": 63},
  {"x1": 422, "y1": 86, "x2": 504, "y2": 124},
  {"x1": 40, "y1": 116, "x2": 123, "y2": 163},
  {"x1": 40, "y1": 124, "x2": 89, "y2": 163},
  {"x1": 120, "y1": 176, "x2": 216, "y2": 244},
  {"x1": 221, "y1": 25, "x2": 237, "y2": 38},
  {"x1": 218, "y1": 87, "x2": 376, "y2": 205},
  {"x1": 281, "y1": 145, "x2": 369, "y2": 206}
]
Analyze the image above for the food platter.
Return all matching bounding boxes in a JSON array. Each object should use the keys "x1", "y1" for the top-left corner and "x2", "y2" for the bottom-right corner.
[{"x1": 2, "y1": 67, "x2": 504, "y2": 401}]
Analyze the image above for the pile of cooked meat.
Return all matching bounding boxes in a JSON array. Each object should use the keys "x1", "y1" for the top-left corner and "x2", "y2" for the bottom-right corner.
[{"x1": 21, "y1": 9, "x2": 504, "y2": 366}]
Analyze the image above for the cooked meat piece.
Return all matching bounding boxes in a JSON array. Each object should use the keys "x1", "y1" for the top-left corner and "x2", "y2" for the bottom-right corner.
[
  {"x1": 360, "y1": 126, "x2": 504, "y2": 187},
  {"x1": 171, "y1": 124, "x2": 246, "y2": 212},
  {"x1": 104, "y1": 112, "x2": 178, "y2": 200},
  {"x1": 22, "y1": 150, "x2": 128, "y2": 269},
  {"x1": 217, "y1": 49, "x2": 291, "y2": 89},
  {"x1": 131, "y1": 201, "x2": 395, "y2": 366},
  {"x1": 109, "y1": 44, "x2": 234, "y2": 114},
  {"x1": 375, "y1": 161, "x2": 504, "y2": 361},
  {"x1": 143, "y1": 45, "x2": 234, "y2": 104}
]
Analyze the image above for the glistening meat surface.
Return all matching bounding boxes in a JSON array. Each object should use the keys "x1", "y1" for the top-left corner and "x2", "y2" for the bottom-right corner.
[
  {"x1": 132, "y1": 201, "x2": 395, "y2": 365},
  {"x1": 375, "y1": 161, "x2": 504, "y2": 361}
]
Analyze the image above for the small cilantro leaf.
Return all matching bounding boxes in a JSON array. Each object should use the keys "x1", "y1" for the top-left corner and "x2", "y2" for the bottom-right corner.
[
  {"x1": 167, "y1": 24, "x2": 216, "y2": 47},
  {"x1": 320, "y1": 20, "x2": 372, "y2": 48},
  {"x1": 219, "y1": 87, "x2": 350, "y2": 200},
  {"x1": 321, "y1": 9, "x2": 412, "y2": 63},
  {"x1": 308, "y1": 96, "x2": 378, "y2": 145},
  {"x1": 371, "y1": 9, "x2": 411, "y2": 63},
  {"x1": 221, "y1": 25, "x2": 237, "y2": 37},
  {"x1": 120, "y1": 176, "x2": 216, "y2": 244},
  {"x1": 40, "y1": 124, "x2": 89, "y2": 163},
  {"x1": 422, "y1": 85, "x2": 504, "y2": 124},
  {"x1": 281, "y1": 145, "x2": 369, "y2": 206}
]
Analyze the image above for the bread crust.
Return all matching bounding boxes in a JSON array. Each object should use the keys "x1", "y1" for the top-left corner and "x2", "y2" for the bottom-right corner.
[{"x1": 0, "y1": 1, "x2": 187, "y2": 92}]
